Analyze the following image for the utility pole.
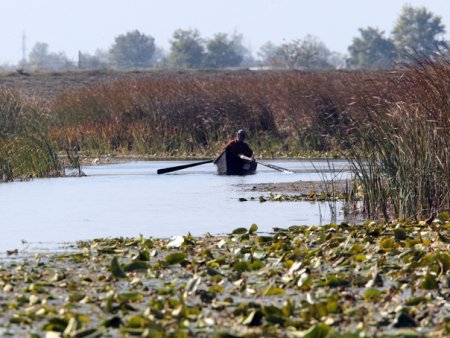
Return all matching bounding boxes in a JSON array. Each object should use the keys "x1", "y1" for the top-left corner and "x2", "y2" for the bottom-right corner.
[{"x1": 21, "y1": 32, "x2": 27, "y2": 65}]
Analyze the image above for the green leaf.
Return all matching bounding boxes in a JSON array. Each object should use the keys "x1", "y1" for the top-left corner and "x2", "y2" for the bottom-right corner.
[
  {"x1": 233, "y1": 261, "x2": 250, "y2": 272},
  {"x1": 110, "y1": 256, "x2": 126, "y2": 278},
  {"x1": 249, "y1": 224, "x2": 258, "y2": 234},
  {"x1": 164, "y1": 252, "x2": 186, "y2": 265},
  {"x1": 117, "y1": 292, "x2": 143, "y2": 302},
  {"x1": 394, "y1": 228, "x2": 407, "y2": 241},
  {"x1": 232, "y1": 227, "x2": 248, "y2": 235},
  {"x1": 123, "y1": 260, "x2": 149, "y2": 272},
  {"x1": 263, "y1": 286, "x2": 285, "y2": 296},
  {"x1": 421, "y1": 273, "x2": 439, "y2": 290},
  {"x1": 301, "y1": 323, "x2": 331, "y2": 338},
  {"x1": 363, "y1": 288, "x2": 382, "y2": 302}
]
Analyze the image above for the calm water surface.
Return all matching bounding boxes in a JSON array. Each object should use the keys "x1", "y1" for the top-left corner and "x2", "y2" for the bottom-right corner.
[{"x1": 0, "y1": 160, "x2": 351, "y2": 251}]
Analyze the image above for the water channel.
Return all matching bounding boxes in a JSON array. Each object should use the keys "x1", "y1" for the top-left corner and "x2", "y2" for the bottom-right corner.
[{"x1": 0, "y1": 160, "x2": 352, "y2": 252}]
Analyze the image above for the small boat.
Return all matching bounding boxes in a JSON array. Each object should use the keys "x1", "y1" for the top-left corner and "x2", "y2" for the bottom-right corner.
[{"x1": 214, "y1": 150, "x2": 257, "y2": 175}]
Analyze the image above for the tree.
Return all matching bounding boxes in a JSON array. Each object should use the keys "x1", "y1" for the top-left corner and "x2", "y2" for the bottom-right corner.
[
  {"x1": 78, "y1": 49, "x2": 110, "y2": 69},
  {"x1": 258, "y1": 41, "x2": 280, "y2": 67},
  {"x1": 392, "y1": 5, "x2": 447, "y2": 58},
  {"x1": 203, "y1": 33, "x2": 243, "y2": 68},
  {"x1": 169, "y1": 29, "x2": 204, "y2": 68},
  {"x1": 347, "y1": 27, "x2": 397, "y2": 69},
  {"x1": 28, "y1": 42, "x2": 73, "y2": 70},
  {"x1": 277, "y1": 35, "x2": 331, "y2": 69},
  {"x1": 110, "y1": 30, "x2": 156, "y2": 68}
]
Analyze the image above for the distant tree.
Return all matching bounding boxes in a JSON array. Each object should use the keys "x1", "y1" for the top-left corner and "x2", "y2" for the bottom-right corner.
[
  {"x1": 277, "y1": 35, "x2": 332, "y2": 69},
  {"x1": 78, "y1": 49, "x2": 110, "y2": 69},
  {"x1": 28, "y1": 42, "x2": 73, "y2": 70},
  {"x1": 327, "y1": 51, "x2": 346, "y2": 69},
  {"x1": 203, "y1": 33, "x2": 243, "y2": 68},
  {"x1": 257, "y1": 41, "x2": 281, "y2": 67},
  {"x1": 392, "y1": 5, "x2": 447, "y2": 58},
  {"x1": 110, "y1": 30, "x2": 156, "y2": 68},
  {"x1": 347, "y1": 27, "x2": 397, "y2": 69},
  {"x1": 169, "y1": 29, "x2": 205, "y2": 68}
]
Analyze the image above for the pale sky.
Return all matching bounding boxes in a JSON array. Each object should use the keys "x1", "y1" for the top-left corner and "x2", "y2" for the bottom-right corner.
[{"x1": 1, "y1": 0, "x2": 449, "y2": 65}]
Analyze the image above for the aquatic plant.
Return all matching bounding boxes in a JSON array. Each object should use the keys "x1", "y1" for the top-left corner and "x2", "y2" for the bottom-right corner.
[
  {"x1": 0, "y1": 87, "x2": 62, "y2": 181},
  {"x1": 1, "y1": 217, "x2": 449, "y2": 336},
  {"x1": 344, "y1": 57, "x2": 449, "y2": 220}
]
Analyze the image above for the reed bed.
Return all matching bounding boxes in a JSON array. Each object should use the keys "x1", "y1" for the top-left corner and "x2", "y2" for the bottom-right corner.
[
  {"x1": 343, "y1": 58, "x2": 449, "y2": 220},
  {"x1": 0, "y1": 87, "x2": 62, "y2": 181},
  {"x1": 47, "y1": 70, "x2": 393, "y2": 158}
]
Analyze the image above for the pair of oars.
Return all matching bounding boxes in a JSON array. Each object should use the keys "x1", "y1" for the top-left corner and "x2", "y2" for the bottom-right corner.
[{"x1": 157, "y1": 158, "x2": 294, "y2": 174}]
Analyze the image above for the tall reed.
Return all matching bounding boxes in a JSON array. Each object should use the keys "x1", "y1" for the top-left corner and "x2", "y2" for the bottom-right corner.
[
  {"x1": 344, "y1": 57, "x2": 449, "y2": 220},
  {"x1": 0, "y1": 87, "x2": 62, "y2": 181}
]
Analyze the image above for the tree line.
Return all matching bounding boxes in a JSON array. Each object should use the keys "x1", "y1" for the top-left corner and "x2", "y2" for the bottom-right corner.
[{"x1": 12, "y1": 5, "x2": 450, "y2": 71}]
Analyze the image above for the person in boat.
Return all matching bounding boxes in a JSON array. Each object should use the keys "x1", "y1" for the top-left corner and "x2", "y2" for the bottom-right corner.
[{"x1": 215, "y1": 129, "x2": 257, "y2": 175}]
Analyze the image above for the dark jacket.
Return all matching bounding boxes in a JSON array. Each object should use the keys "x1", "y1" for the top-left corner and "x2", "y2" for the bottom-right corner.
[{"x1": 224, "y1": 140, "x2": 253, "y2": 175}]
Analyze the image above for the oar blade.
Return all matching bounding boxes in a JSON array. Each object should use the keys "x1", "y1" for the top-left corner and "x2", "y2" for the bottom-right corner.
[{"x1": 257, "y1": 162, "x2": 295, "y2": 174}]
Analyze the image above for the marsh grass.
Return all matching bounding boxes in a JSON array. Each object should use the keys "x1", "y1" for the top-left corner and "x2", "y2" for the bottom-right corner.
[
  {"x1": 47, "y1": 70, "x2": 381, "y2": 157},
  {"x1": 344, "y1": 57, "x2": 449, "y2": 220},
  {"x1": 0, "y1": 87, "x2": 62, "y2": 181}
]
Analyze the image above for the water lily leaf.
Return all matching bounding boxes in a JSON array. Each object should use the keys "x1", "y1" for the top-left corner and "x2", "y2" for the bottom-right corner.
[
  {"x1": 380, "y1": 238, "x2": 396, "y2": 250},
  {"x1": 394, "y1": 228, "x2": 407, "y2": 241},
  {"x1": 300, "y1": 323, "x2": 331, "y2": 338},
  {"x1": 233, "y1": 261, "x2": 250, "y2": 272},
  {"x1": 252, "y1": 250, "x2": 266, "y2": 260},
  {"x1": 123, "y1": 260, "x2": 149, "y2": 272},
  {"x1": 72, "y1": 328, "x2": 101, "y2": 338},
  {"x1": 392, "y1": 313, "x2": 417, "y2": 328},
  {"x1": 164, "y1": 252, "x2": 186, "y2": 265},
  {"x1": 242, "y1": 310, "x2": 263, "y2": 326},
  {"x1": 42, "y1": 317, "x2": 68, "y2": 332},
  {"x1": 249, "y1": 224, "x2": 258, "y2": 234},
  {"x1": 102, "y1": 316, "x2": 124, "y2": 328},
  {"x1": 420, "y1": 273, "x2": 439, "y2": 290},
  {"x1": 363, "y1": 288, "x2": 382, "y2": 302},
  {"x1": 110, "y1": 256, "x2": 126, "y2": 278},
  {"x1": 185, "y1": 275, "x2": 201, "y2": 295},
  {"x1": 232, "y1": 227, "x2": 248, "y2": 235},
  {"x1": 125, "y1": 315, "x2": 151, "y2": 328},
  {"x1": 263, "y1": 286, "x2": 285, "y2": 296},
  {"x1": 136, "y1": 250, "x2": 150, "y2": 261},
  {"x1": 117, "y1": 292, "x2": 143, "y2": 302},
  {"x1": 249, "y1": 259, "x2": 264, "y2": 270},
  {"x1": 167, "y1": 236, "x2": 184, "y2": 248},
  {"x1": 405, "y1": 296, "x2": 426, "y2": 306},
  {"x1": 142, "y1": 239, "x2": 154, "y2": 249},
  {"x1": 325, "y1": 275, "x2": 350, "y2": 288}
]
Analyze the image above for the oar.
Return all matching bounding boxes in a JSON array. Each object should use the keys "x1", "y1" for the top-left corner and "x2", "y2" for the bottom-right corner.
[
  {"x1": 157, "y1": 160, "x2": 213, "y2": 174},
  {"x1": 239, "y1": 155, "x2": 294, "y2": 174},
  {"x1": 257, "y1": 161, "x2": 295, "y2": 174}
]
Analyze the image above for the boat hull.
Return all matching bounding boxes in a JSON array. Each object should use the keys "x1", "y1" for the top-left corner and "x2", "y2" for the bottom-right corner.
[{"x1": 214, "y1": 151, "x2": 257, "y2": 175}]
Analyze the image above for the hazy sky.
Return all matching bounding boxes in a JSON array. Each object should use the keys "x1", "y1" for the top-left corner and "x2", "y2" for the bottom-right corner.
[{"x1": 1, "y1": 0, "x2": 449, "y2": 65}]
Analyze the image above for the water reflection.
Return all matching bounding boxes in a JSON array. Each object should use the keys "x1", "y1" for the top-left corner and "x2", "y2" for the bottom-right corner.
[{"x1": 0, "y1": 160, "x2": 352, "y2": 251}]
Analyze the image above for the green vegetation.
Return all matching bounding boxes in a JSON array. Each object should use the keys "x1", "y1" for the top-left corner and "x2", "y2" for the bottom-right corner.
[
  {"x1": 0, "y1": 88, "x2": 62, "y2": 181},
  {"x1": 1, "y1": 218, "x2": 449, "y2": 336}
]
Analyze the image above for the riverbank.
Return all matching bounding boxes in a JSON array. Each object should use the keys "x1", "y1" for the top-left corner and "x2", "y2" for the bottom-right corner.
[{"x1": 1, "y1": 216, "x2": 449, "y2": 337}]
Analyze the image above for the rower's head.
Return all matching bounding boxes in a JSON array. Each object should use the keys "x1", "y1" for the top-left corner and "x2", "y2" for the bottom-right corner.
[{"x1": 236, "y1": 129, "x2": 246, "y2": 142}]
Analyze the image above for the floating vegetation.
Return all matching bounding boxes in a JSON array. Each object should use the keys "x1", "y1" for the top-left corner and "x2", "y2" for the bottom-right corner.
[
  {"x1": 256, "y1": 191, "x2": 349, "y2": 202},
  {"x1": 1, "y1": 215, "x2": 449, "y2": 337}
]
